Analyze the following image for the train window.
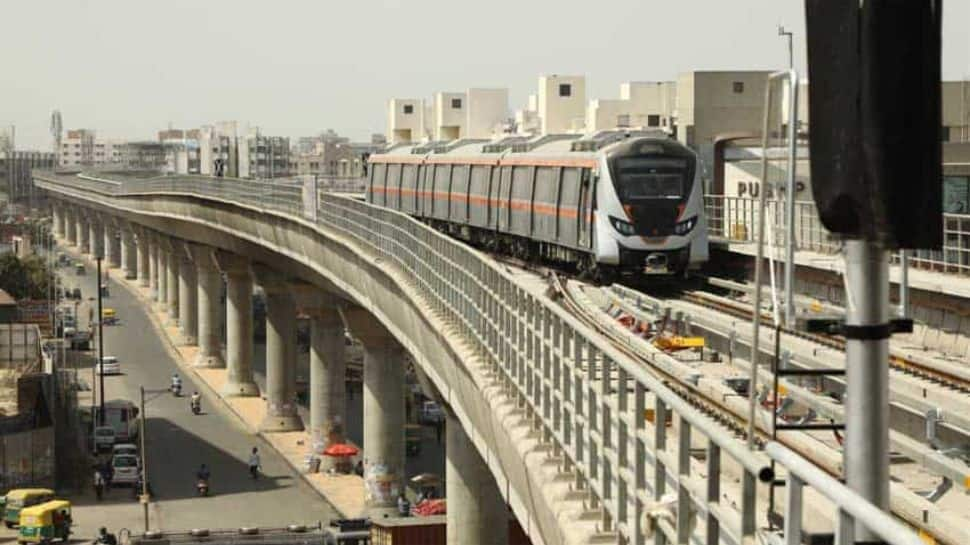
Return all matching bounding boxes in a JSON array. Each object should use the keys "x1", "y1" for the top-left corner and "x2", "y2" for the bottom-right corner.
[{"x1": 613, "y1": 157, "x2": 686, "y2": 200}]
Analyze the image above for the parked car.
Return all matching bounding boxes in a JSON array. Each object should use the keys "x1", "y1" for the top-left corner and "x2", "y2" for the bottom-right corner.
[
  {"x1": 93, "y1": 426, "x2": 116, "y2": 453},
  {"x1": 112, "y1": 443, "x2": 138, "y2": 457},
  {"x1": 96, "y1": 356, "x2": 121, "y2": 375},
  {"x1": 110, "y1": 454, "x2": 140, "y2": 486}
]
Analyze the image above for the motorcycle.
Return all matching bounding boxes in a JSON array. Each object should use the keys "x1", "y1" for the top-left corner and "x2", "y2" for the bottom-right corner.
[
  {"x1": 196, "y1": 478, "x2": 209, "y2": 497},
  {"x1": 191, "y1": 398, "x2": 201, "y2": 415},
  {"x1": 171, "y1": 382, "x2": 182, "y2": 397}
]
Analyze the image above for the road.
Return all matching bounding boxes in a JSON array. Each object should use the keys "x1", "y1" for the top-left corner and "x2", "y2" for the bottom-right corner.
[{"x1": 47, "y1": 248, "x2": 339, "y2": 539}]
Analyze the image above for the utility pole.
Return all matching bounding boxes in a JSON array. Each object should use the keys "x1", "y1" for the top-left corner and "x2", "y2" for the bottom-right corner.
[
  {"x1": 96, "y1": 256, "x2": 105, "y2": 424},
  {"x1": 139, "y1": 386, "x2": 150, "y2": 532},
  {"x1": 778, "y1": 26, "x2": 794, "y2": 69}
]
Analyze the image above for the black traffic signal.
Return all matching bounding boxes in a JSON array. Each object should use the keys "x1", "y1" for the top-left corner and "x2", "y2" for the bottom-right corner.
[{"x1": 805, "y1": 0, "x2": 942, "y2": 249}]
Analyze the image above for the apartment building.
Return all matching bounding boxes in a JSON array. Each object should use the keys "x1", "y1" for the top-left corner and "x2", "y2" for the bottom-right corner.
[
  {"x1": 238, "y1": 128, "x2": 290, "y2": 179},
  {"x1": 537, "y1": 75, "x2": 586, "y2": 134},
  {"x1": 1, "y1": 150, "x2": 56, "y2": 204},
  {"x1": 586, "y1": 81, "x2": 677, "y2": 132},
  {"x1": 387, "y1": 99, "x2": 428, "y2": 144},
  {"x1": 58, "y1": 129, "x2": 124, "y2": 167}
]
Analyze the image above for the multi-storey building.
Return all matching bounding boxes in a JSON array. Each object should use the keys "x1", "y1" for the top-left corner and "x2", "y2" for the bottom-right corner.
[{"x1": 58, "y1": 129, "x2": 123, "y2": 167}]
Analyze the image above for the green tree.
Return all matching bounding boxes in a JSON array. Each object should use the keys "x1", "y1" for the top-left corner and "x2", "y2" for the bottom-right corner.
[{"x1": 0, "y1": 253, "x2": 51, "y2": 300}]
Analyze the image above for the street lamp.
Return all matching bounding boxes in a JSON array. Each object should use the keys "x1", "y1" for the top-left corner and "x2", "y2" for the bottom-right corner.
[{"x1": 778, "y1": 25, "x2": 794, "y2": 69}]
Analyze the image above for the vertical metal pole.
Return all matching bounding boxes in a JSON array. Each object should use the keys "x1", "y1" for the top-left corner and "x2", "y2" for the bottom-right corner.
[
  {"x1": 899, "y1": 250, "x2": 910, "y2": 318},
  {"x1": 140, "y1": 386, "x2": 149, "y2": 531},
  {"x1": 784, "y1": 71, "x2": 799, "y2": 327},
  {"x1": 843, "y1": 239, "x2": 890, "y2": 541},
  {"x1": 97, "y1": 257, "x2": 105, "y2": 425}
]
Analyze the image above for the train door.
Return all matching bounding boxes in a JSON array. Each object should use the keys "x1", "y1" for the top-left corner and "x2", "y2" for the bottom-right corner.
[{"x1": 578, "y1": 168, "x2": 593, "y2": 248}]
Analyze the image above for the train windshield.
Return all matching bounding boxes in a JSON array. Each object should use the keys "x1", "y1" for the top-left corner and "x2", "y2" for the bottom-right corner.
[{"x1": 614, "y1": 157, "x2": 687, "y2": 200}]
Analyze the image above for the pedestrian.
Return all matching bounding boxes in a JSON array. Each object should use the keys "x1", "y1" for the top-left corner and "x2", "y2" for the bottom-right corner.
[
  {"x1": 354, "y1": 460, "x2": 364, "y2": 477},
  {"x1": 103, "y1": 459, "x2": 114, "y2": 488},
  {"x1": 397, "y1": 493, "x2": 410, "y2": 517},
  {"x1": 248, "y1": 447, "x2": 261, "y2": 479},
  {"x1": 94, "y1": 469, "x2": 105, "y2": 500}
]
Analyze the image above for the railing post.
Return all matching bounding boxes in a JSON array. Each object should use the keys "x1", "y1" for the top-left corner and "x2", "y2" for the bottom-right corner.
[{"x1": 784, "y1": 473, "x2": 803, "y2": 545}]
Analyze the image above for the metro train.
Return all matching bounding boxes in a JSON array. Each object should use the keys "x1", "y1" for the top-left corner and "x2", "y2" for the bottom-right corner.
[{"x1": 366, "y1": 130, "x2": 708, "y2": 280}]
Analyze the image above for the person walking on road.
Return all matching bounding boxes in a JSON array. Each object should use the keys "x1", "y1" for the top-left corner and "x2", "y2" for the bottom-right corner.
[
  {"x1": 248, "y1": 447, "x2": 261, "y2": 479},
  {"x1": 94, "y1": 469, "x2": 106, "y2": 500}
]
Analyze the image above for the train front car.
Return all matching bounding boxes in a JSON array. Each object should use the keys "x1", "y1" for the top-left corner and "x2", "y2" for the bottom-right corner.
[{"x1": 594, "y1": 137, "x2": 708, "y2": 277}]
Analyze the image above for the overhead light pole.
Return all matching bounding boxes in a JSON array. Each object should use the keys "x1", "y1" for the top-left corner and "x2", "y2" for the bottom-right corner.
[{"x1": 778, "y1": 25, "x2": 794, "y2": 69}]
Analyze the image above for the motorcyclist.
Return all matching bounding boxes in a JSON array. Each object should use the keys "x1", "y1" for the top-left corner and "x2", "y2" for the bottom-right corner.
[
  {"x1": 95, "y1": 527, "x2": 117, "y2": 545},
  {"x1": 171, "y1": 373, "x2": 182, "y2": 394},
  {"x1": 196, "y1": 463, "x2": 211, "y2": 482},
  {"x1": 191, "y1": 391, "x2": 201, "y2": 412}
]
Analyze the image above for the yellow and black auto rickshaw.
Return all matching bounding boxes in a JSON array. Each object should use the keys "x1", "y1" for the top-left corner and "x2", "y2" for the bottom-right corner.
[
  {"x1": 17, "y1": 499, "x2": 72, "y2": 544},
  {"x1": 3, "y1": 489, "x2": 55, "y2": 528}
]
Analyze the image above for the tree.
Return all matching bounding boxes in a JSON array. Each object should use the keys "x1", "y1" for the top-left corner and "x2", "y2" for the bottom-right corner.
[{"x1": 0, "y1": 253, "x2": 51, "y2": 300}]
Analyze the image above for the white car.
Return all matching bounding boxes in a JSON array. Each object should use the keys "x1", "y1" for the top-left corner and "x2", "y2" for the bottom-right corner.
[
  {"x1": 96, "y1": 356, "x2": 121, "y2": 375},
  {"x1": 111, "y1": 454, "x2": 140, "y2": 486},
  {"x1": 112, "y1": 443, "x2": 138, "y2": 457}
]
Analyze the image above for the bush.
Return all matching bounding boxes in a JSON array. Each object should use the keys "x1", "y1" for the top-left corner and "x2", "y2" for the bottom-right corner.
[{"x1": 0, "y1": 253, "x2": 51, "y2": 300}]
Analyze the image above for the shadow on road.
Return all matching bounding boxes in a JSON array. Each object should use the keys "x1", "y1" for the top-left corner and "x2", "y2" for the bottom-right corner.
[{"x1": 69, "y1": 416, "x2": 293, "y2": 506}]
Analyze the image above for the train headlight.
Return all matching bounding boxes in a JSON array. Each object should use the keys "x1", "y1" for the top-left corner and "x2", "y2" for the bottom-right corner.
[
  {"x1": 609, "y1": 216, "x2": 637, "y2": 236},
  {"x1": 673, "y1": 216, "x2": 698, "y2": 236}
]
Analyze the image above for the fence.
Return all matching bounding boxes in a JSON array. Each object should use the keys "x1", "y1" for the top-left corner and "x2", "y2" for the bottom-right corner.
[
  {"x1": 36, "y1": 171, "x2": 927, "y2": 545},
  {"x1": 706, "y1": 194, "x2": 970, "y2": 275}
]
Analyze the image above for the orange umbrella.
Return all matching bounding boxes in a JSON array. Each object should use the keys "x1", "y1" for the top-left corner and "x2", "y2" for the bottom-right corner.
[{"x1": 323, "y1": 443, "x2": 359, "y2": 457}]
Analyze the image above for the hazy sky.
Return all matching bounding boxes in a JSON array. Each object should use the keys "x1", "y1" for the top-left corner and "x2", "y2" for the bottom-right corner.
[{"x1": 3, "y1": 1, "x2": 968, "y2": 149}]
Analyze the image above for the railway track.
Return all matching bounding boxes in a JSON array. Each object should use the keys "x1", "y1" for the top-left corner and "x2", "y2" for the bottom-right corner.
[
  {"x1": 547, "y1": 273, "x2": 969, "y2": 545},
  {"x1": 679, "y1": 289, "x2": 970, "y2": 393}
]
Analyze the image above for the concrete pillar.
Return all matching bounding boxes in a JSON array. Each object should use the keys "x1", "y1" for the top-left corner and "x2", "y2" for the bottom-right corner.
[
  {"x1": 165, "y1": 242, "x2": 180, "y2": 325},
  {"x1": 446, "y1": 411, "x2": 509, "y2": 545},
  {"x1": 107, "y1": 224, "x2": 121, "y2": 268},
  {"x1": 89, "y1": 219, "x2": 104, "y2": 259},
  {"x1": 149, "y1": 235, "x2": 160, "y2": 299},
  {"x1": 253, "y1": 265, "x2": 303, "y2": 432},
  {"x1": 214, "y1": 252, "x2": 259, "y2": 397},
  {"x1": 66, "y1": 209, "x2": 77, "y2": 246},
  {"x1": 136, "y1": 229, "x2": 150, "y2": 288},
  {"x1": 121, "y1": 228, "x2": 136, "y2": 279},
  {"x1": 189, "y1": 244, "x2": 225, "y2": 368},
  {"x1": 52, "y1": 205, "x2": 63, "y2": 238},
  {"x1": 178, "y1": 248, "x2": 198, "y2": 345},
  {"x1": 157, "y1": 244, "x2": 168, "y2": 308},
  {"x1": 342, "y1": 307, "x2": 405, "y2": 517},
  {"x1": 77, "y1": 213, "x2": 89, "y2": 253},
  {"x1": 299, "y1": 290, "x2": 346, "y2": 463}
]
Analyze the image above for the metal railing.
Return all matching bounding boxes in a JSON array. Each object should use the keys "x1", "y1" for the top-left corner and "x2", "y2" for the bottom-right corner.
[
  {"x1": 35, "y1": 171, "x2": 927, "y2": 545},
  {"x1": 706, "y1": 194, "x2": 970, "y2": 275}
]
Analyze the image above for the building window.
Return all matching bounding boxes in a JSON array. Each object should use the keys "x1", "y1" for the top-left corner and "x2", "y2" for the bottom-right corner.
[
  {"x1": 451, "y1": 98, "x2": 462, "y2": 109},
  {"x1": 559, "y1": 84, "x2": 571, "y2": 97},
  {"x1": 941, "y1": 126, "x2": 951, "y2": 142},
  {"x1": 647, "y1": 114, "x2": 661, "y2": 127},
  {"x1": 732, "y1": 81, "x2": 744, "y2": 94},
  {"x1": 403, "y1": 104, "x2": 414, "y2": 114}
]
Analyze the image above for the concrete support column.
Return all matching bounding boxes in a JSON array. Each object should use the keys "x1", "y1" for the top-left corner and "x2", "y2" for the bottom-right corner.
[
  {"x1": 65, "y1": 209, "x2": 78, "y2": 246},
  {"x1": 77, "y1": 214, "x2": 89, "y2": 254},
  {"x1": 165, "y1": 242, "x2": 180, "y2": 325},
  {"x1": 215, "y1": 252, "x2": 259, "y2": 397},
  {"x1": 52, "y1": 205, "x2": 63, "y2": 238},
  {"x1": 253, "y1": 265, "x2": 303, "y2": 432},
  {"x1": 157, "y1": 244, "x2": 168, "y2": 308},
  {"x1": 148, "y1": 235, "x2": 160, "y2": 299},
  {"x1": 136, "y1": 229, "x2": 150, "y2": 288},
  {"x1": 446, "y1": 411, "x2": 509, "y2": 545},
  {"x1": 189, "y1": 244, "x2": 225, "y2": 368},
  {"x1": 177, "y1": 248, "x2": 198, "y2": 345},
  {"x1": 342, "y1": 307, "x2": 405, "y2": 517},
  {"x1": 89, "y1": 219, "x2": 104, "y2": 259},
  {"x1": 299, "y1": 290, "x2": 346, "y2": 463},
  {"x1": 121, "y1": 228, "x2": 136, "y2": 279},
  {"x1": 107, "y1": 224, "x2": 121, "y2": 268}
]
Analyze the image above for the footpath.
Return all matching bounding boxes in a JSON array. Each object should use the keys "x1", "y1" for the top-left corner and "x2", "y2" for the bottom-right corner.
[{"x1": 64, "y1": 245, "x2": 367, "y2": 518}]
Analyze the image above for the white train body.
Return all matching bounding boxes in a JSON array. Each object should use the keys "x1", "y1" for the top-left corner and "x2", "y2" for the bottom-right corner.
[{"x1": 367, "y1": 131, "x2": 708, "y2": 277}]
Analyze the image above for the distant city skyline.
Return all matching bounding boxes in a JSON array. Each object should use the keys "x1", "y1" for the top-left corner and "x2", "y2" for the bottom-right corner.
[{"x1": 2, "y1": 0, "x2": 968, "y2": 149}]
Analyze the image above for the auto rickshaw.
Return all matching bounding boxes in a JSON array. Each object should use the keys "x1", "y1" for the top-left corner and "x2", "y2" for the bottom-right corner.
[
  {"x1": 3, "y1": 489, "x2": 55, "y2": 528},
  {"x1": 17, "y1": 500, "x2": 72, "y2": 544},
  {"x1": 405, "y1": 424, "x2": 422, "y2": 457},
  {"x1": 101, "y1": 308, "x2": 117, "y2": 325}
]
